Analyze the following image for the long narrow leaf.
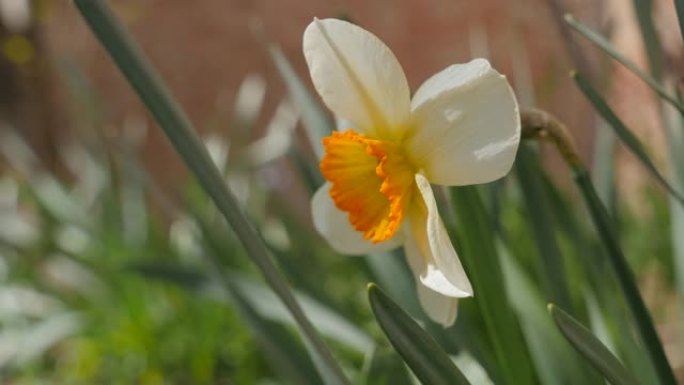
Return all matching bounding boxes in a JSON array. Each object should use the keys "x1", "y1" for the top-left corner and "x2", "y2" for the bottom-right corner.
[
  {"x1": 214, "y1": 274, "x2": 325, "y2": 385},
  {"x1": 541, "y1": 164, "x2": 660, "y2": 385},
  {"x1": 357, "y1": 347, "x2": 414, "y2": 385},
  {"x1": 521, "y1": 109, "x2": 676, "y2": 385},
  {"x1": 540, "y1": 166, "x2": 659, "y2": 384},
  {"x1": 630, "y1": 0, "x2": 663, "y2": 80},
  {"x1": 542, "y1": 173, "x2": 659, "y2": 385},
  {"x1": 573, "y1": 71, "x2": 684, "y2": 208},
  {"x1": 72, "y1": 1, "x2": 348, "y2": 384},
  {"x1": 125, "y1": 261, "x2": 323, "y2": 384},
  {"x1": 564, "y1": 14, "x2": 684, "y2": 115},
  {"x1": 661, "y1": 95, "x2": 684, "y2": 302},
  {"x1": 572, "y1": 167, "x2": 677, "y2": 385},
  {"x1": 549, "y1": 304, "x2": 641, "y2": 385},
  {"x1": 450, "y1": 186, "x2": 537, "y2": 384},
  {"x1": 677, "y1": 0, "x2": 684, "y2": 43},
  {"x1": 499, "y1": 245, "x2": 602, "y2": 385},
  {"x1": 367, "y1": 284, "x2": 471, "y2": 385},
  {"x1": 365, "y1": 252, "x2": 422, "y2": 317},
  {"x1": 515, "y1": 144, "x2": 574, "y2": 310},
  {"x1": 129, "y1": 262, "x2": 374, "y2": 353},
  {"x1": 266, "y1": 41, "x2": 332, "y2": 160},
  {"x1": 591, "y1": 120, "x2": 617, "y2": 212}
]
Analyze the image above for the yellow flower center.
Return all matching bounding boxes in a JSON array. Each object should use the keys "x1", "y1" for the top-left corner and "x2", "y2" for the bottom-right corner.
[{"x1": 320, "y1": 130, "x2": 416, "y2": 243}]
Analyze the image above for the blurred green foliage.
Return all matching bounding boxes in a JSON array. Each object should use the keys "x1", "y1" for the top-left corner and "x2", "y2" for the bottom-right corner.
[{"x1": 0, "y1": 0, "x2": 682, "y2": 384}]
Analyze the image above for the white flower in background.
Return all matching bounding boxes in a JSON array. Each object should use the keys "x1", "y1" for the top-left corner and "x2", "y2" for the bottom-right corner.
[
  {"x1": 0, "y1": 0, "x2": 31, "y2": 33},
  {"x1": 304, "y1": 18, "x2": 520, "y2": 326}
]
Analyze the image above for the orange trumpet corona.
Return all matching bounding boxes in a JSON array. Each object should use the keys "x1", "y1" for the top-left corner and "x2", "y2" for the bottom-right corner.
[{"x1": 320, "y1": 130, "x2": 416, "y2": 243}]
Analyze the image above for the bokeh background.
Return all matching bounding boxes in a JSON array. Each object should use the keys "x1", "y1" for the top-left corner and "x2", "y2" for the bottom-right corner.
[
  {"x1": 0, "y1": 0, "x2": 683, "y2": 383},
  {"x1": 6, "y1": 0, "x2": 680, "y2": 193}
]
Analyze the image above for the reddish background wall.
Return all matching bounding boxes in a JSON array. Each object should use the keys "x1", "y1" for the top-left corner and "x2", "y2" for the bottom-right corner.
[{"x1": 4, "y1": 0, "x2": 682, "y2": 198}]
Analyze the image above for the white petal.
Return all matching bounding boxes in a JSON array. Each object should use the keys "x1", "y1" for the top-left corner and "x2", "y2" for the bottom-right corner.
[
  {"x1": 417, "y1": 283, "x2": 459, "y2": 326},
  {"x1": 311, "y1": 183, "x2": 403, "y2": 255},
  {"x1": 404, "y1": 174, "x2": 473, "y2": 297},
  {"x1": 408, "y1": 59, "x2": 520, "y2": 186},
  {"x1": 303, "y1": 18, "x2": 411, "y2": 136}
]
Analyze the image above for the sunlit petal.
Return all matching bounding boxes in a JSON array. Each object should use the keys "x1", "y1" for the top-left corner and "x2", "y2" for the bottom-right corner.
[
  {"x1": 416, "y1": 283, "x2": 459, "y2": 326},
  {"x1": 408, "y1": 59, "x2": 520, "y2": 186},
  {"x1": 303, "y1": 18, "x2": 411, "y2": 136},
  {"x1": 404, "y1": 174, "x2": 473, "y2": 297},
  {"x1": 311, "y1": 183, "x2": 403, "y2": 255}
]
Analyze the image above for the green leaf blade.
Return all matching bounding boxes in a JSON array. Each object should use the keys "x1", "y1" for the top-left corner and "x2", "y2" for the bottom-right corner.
[
  {"x1": 450, "y1": 186, "x2": 537, "y2": 385},
  {"x1": 367, "y1": 284, "x2": 472, "y2": 385},
  {"x1": 514, "y1": 144, "x2": 574, "y2": 311},
  {"x1": 500, "y1": 246, "x2": 602, "y2": 385},
  {"x1": 571, "y1": 168, "x2": 677, "y2": 385},
  {"x1": 676, "y1": 0, "x2": 684, "y2": 43},
  {"x1": 630, "y1": 0, "x2": 663, "y2": 80},
  {"x1": 573, "y1": 71, "x2": 684, "y2": 208},
  {"x1": 72, "y1": 1, "x2": 349, "y2": 384},
  {"x1": 267, "y1": 42, "x2": 332, "y2": 160},
  {"x1": 564, "y1": 14, "x2": 684, "y2": 115},
  {"x1": 549, "y1": 304, "x2": 641, "y2": 385}
]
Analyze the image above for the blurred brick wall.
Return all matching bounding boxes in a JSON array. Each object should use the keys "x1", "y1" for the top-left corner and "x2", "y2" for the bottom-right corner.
[
  {"x1": 606, "y1": 0, "x2": 683, "y2": 207},
  {"x1": 34, "y1": 0, "x2": 604, "y2": 191}
]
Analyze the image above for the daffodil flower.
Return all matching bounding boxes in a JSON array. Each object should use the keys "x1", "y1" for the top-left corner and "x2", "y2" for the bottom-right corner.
[{"x1": 304, "y1": 18, "x2": 520, "y2": 326}]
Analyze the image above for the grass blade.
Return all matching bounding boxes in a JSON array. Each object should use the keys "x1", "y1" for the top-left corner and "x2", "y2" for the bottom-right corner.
[
  {"x1": 677, "y1": 0, "x2": 684, "y2": 43},
  {"x1": 365, "y1": 252, "x2": 422, "y2": 317},
  {"x1": 541, "y1": 168, "x2": 659, "y2": 385},
  {"x1": 367, "y1": 284, "x2": 472, "y2": 385},
  {"x1": 357, "y1": 347, "x2": 413, "y2": 385},
  {"x1": 572, "y1": 164, "x2": 676, "y2": 385},
  {"x1": 499, "y1": 245, "x2": 602, "y2": 385},
  {"x1": 450, "y1": 186, "x2": 536, "y2": 384},
  {"x1": 227, "y1": 287, "x2": 324, "y2": 385},
  {"x1": 630, "y1": 0, "x2": 663, "y2": 80},
  {"x1": 136, "y1": 260, "x2": 325, "y2": 384},
  {"x1": 266, "y1": 41, "x2": 332, "y2": 160},
  {"x1": 514, "y1": 144, "x2": 574, "y2": 311},
  {"x1": 72, "y1": 1, "x2": 348, "y2": 384},
  {"x1": 661, "y1": 95, "x2": 684, "y2": 306},
  {"x1": 564, "y1": 14, "x2": 684, "y2": 115},
  {"x1": 521, "y1": 109, "x2": 677, "y2": 385},
  {"x1": 539, "y1": 160, "x2": 658, "y2": 384},
  {"x1": 573, "y1": 71, "x2": 684, "y2": 208},
  {"x1": 535, "y1": 169, "x2": 659, "y2": 383},
  {"x1": 542, "y1": 0, "x2": 595, "y2": 78},
  {"x1": 549, "y1": 304, "x2": 641, "y2": 385},
  {"x1": 205, "y1": 266, "x2": 324, "y2": 385},
  {"x1": 591, "y1": 120, "x2": 617, "y2": 213}
]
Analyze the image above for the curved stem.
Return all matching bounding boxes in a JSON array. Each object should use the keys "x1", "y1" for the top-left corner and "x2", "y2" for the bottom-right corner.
[{"x1": 521, "y1": 108, "x2": 677, "y2": 385}]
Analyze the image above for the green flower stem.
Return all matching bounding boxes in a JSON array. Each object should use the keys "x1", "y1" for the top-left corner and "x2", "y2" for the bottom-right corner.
[
  {"x1": 520, "y1": 109, "x2": 583, "y2": 169},
  {"x1": 521, "y1": 108, "x2": 677, "y2": 385},
  {"x1": 72, "y1": 1, "x2": 349, "y2": 384}
]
